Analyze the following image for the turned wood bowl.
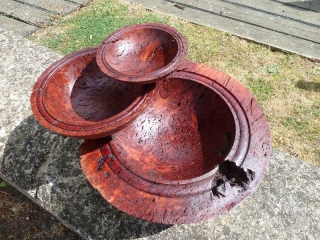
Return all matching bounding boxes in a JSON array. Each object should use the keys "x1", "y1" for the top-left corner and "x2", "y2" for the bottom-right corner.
[
  {"x1": 80, "y1": 62, "x2": 272, "y2": 224},
  {"x1": 31, "y1": 47, "x2": 154, "y2": 139},
  {"x1": 96, "y1": 23, "x2": 188, "y2": 83}
]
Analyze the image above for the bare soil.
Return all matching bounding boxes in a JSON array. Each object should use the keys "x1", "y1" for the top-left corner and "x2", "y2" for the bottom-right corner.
[{"x1": 0, "y1": 177, "x2": 83, "y2": 240}]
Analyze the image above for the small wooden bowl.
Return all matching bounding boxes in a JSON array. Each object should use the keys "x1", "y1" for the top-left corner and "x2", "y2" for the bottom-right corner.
[
  {"x1": 96, "y1": 23, "x2": 188, "y2": 83},
  {"x1": 80, "y1": 62, "x2": 271, "y2": 224},
  {"x1": 31, "y1": 47, "x2": 154, "y2": 139}
]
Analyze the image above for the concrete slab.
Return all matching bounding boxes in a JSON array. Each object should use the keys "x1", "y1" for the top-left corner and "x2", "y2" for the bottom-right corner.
[
  {"x1": 0, "y1": 15, "x2": 38, "y2": 36},
  {"x1": 1, "y1": 0, "x2": 54, "y2": 27},
  {"x1": 278, "y1": 0, "x2": 320, "y2": 12},
  {"x1": 125, "y1": 0, "x2": 320, "y2": 61},
  {"x1": 0, "y1": 28, "x2": 319, "y2": 239},
  {"x1": 0, "y1": 0, "x2": 92, "y2": 37},
  {"x1": 228, "y1": 0, "x2": 320, "y2": 25},
  {"x1": 21, "y1": 0, "x2": 79, "y2": 16},
  {"x1": 71, "y1": 0, "x2": 93, "y2": 6}
]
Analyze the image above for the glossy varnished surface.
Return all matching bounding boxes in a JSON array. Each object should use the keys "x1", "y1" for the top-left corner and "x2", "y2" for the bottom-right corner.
[
  {"x1": 31, "y1": 47, "x2": 154, "y2": 139},
  {"x1": 97, "y1": 23, "x2": 187, "y2": 83},
  {"x1": 109, "y1": 78, "x2": 236, "y2": 182},
  {"x1": 80, "y1": 61, "x2": 271, "y2": 224}
]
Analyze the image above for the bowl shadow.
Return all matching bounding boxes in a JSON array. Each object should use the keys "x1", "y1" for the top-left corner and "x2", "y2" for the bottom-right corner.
[{"x1": 0, "y1": 116, "x2": 171, "y2": 239}]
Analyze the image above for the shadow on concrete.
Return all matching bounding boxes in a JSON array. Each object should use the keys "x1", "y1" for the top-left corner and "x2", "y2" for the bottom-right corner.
[
  {"x1": 0, "y1": 116, "x2": 171, "y2": 239},
  {"x1": 296, "y1": 80, "x2": 320, "y2": 92},
  {"x1": 274, "y1": 0, "x2": 320, "y2": 12}
]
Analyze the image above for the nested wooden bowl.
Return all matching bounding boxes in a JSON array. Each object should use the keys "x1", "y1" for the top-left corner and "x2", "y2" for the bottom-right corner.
[
  {"x1": 31, "y1": 47, "x2": 154, "y2": 139},
  {"x1": 80, "y1": 62, "x2": 271, "y2": 224},
  {"x1": 105, "y1": 77, "x2": 238, "y2": 183},
  {"x1": 96, "y1": 23, "x2": 188, "y2": 83}
]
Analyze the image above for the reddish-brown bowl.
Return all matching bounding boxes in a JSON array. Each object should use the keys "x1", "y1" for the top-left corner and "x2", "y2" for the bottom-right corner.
[
  {"x1": 80, "y1": 61, "x2": 271, "y2": 224},
  {"x1": 31, "y1": 47, "x2": 154, "y2": 139},
  {"x1": 96, "y1": 23, "x2": 188, "y2": 83}
]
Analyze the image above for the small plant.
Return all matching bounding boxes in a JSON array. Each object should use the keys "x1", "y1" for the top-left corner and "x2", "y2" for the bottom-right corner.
[
  {"x1": 259, "y1": 65, "x2": 279, "y2": 74},
  {"x1": 0, "y1": 181, "x2": 7, "y2": 188}
]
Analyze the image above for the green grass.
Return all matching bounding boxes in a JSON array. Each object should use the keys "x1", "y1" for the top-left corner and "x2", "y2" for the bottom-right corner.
[
  {"x1": 34, "y1": 0, "x2": 170, "y2": 54},
  {"x1": 31, "y1": 0, "x2": 320, "y2": 166}
]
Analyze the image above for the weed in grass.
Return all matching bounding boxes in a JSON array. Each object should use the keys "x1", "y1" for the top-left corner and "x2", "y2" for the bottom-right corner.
[{"x1": 258, "y1": 65, "x2": 279, "y2": 75}]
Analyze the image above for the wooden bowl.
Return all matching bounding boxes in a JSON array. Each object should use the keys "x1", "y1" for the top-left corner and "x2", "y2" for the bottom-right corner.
[
  {"x1": 80, "y1": 62, "x2": 271, "y2": 224},
  {"x1": 31, "y1": 47, "x2": 154, "y2": 139},
  {"x1": 96, "y1": 23, "x2": 188, "y2": 83}
]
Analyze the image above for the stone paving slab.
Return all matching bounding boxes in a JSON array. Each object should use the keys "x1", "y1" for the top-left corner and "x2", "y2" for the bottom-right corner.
[
  {"x1": 0, "y1": 28, "x2": 319, "y2": 239},
  {"x1": 0, "y1": 15, "x2": 39, "y2": 36},
  {"x1": 0, "y1": 0, "x2": 92, "y2": 36},
  {"x1": 72, "y1": 0, "x2": 93, "y2": 6},
  {"x1": 126, "y1": 0, "x2": 320, "y2": 61},
  {"x1": 183, "y1": 0, "x2": 319, "y2": 45},
  {"x1": 21, "y1": 0, "x2": 79, "y2": 16},
  {"x1": 279, "y1": 0, "x2": 320, "y2": 12},
  {"x1": 1, "y1": 0, "x2": 54, "y2": 27},
  {"x1": 227, "y1": 0, "x2": 320, "y2": 24}
]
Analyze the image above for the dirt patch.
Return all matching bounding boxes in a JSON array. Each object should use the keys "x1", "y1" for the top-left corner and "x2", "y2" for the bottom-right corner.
[{"x1": 0, "y1": 177, "x2": 83, "y2": 240}]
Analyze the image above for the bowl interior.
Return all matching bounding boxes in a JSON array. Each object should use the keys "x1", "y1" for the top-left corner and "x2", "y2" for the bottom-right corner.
[
  {"x1": 110, "y1": 78, "x2": 236, "y2": 182},
  {"x1": 42, "y1": 52, "x2": 143, "y2": 126},
  {"x1": 103, "y1": 28, "x2": 179, "y2": 75}
]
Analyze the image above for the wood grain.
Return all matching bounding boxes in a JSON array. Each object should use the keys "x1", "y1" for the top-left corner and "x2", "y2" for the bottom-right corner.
[
  {"x1": 31, "y1": 47, "x2": 154, "y2": 139},
  {"x1": 80, "y1": 61, "x2": 271, "y2": 224},
  {"x1": 97, "y1": 23, "x2": 188, "y2": 83}
]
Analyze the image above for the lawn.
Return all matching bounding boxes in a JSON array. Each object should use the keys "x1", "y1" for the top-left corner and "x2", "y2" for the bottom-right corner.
[{"x1": 31, "y1": 0, "x2": 320, "y2": 166}]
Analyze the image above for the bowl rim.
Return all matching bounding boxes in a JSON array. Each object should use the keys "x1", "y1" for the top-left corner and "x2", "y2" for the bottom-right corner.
[
  {"x1": 96, "y1": 23, "x2": 188, "y2": 84},
  {"x1": 96, "y1": 62, "x2": 248, "y2": 195},
  {"x1": 80, "y1": 61, "x2": 272, "y2": 224},
  {"x1": 30, "y1": 46, "x2": 154, "y2": 139}
]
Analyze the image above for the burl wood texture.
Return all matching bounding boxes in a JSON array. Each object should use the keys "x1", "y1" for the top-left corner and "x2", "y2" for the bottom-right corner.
[
  {"x1": 31, "y1": 47, "x2": 154, "y2": 139},
  {"x1": 107, "y1": 78, "x2": 236, "y2": 182},
  {"x1": 80, "y1": 61, "x2": 271, "y2": 224},
  {"x1": 97, "y1": 23, "x2": 188, "y2": 83}
]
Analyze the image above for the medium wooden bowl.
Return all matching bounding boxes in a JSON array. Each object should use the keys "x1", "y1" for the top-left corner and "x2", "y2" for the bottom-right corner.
[
  {"x1": 80, "y1": 62, "x2": 271, "y2": 224},
  {"x1": 31, "y1": 47, "x2": 154, "y2": 139},
  {"x1": 96, "y1": 23, "x2": 188, "y2": 83}
]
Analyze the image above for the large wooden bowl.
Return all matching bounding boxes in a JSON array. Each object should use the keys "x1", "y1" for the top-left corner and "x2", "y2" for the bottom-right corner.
[
  {"x1": 80, "y1": 62, "x2": 272, "y2": 224},
  {"x1": 31, "y1": 47, "x2": 154, "y2": 139},
  {"x1": 96, "y1": 23, "x2": 188, "y2": 83}
]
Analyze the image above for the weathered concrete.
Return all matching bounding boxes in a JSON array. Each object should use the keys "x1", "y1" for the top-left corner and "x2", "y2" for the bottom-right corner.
[
  {"x1": 279, "y1": 0, "x2": 320, "y2": 12},
  {"x1": 21, "y1": 0, "x2": 79, "y2": 16},
  {"x1": 1, "y1": 0, "x2": 55, "y2": 27},
  {"x1": 0, "y1": 28, "x2": 319, "y2": 239},
  {"x1": 0, "y1": 0, "x2": 92, "y2": 37},
  {"x1": 0, "y1": 15, "x2": 39, "y2": 36},
  {"x1": 125, "y1": 0, "x2": 320, "y2": 61},
  {"x1": 72, "y1": 0, "x2": 93, "y2": 5}
]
